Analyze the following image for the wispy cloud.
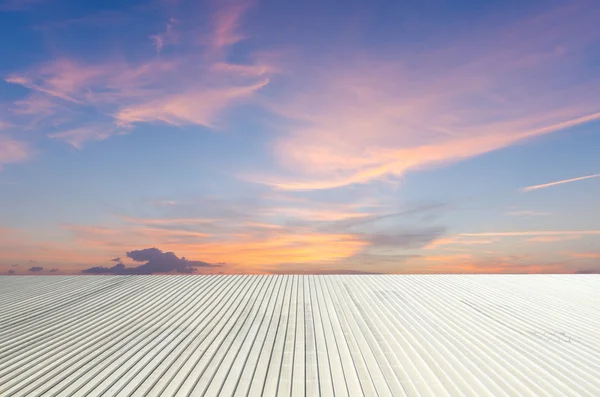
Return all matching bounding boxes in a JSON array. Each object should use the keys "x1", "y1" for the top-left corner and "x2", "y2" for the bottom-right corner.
[
  {"x1": 527, "y1": 235, "x2": 581, "y2": 243},
  {"x1": 460, "y1": 230, "x2": 600, "y2": 237},
  {"x1": 211, "y1": 61, "x2": 278, "y2": 76},
  {"x1": 11, "y1": 95, "x2": 59, "y2": 118},
  {"x1": 247, "y1": 3, "x2": 600, "y2": 190},
  {"x1": 521, "y1": 173, "x2": 600, "y2": 192},
  {"x1": 6, "y1": 58, "x2": 271, "y2": 148},
  {"x1": 4, "y1": 0, "x2": 272, "y2": 149},
  {"x1": 209, "y1": 0, "x2": 254, "y2": 49},
  {"x1": 47, "y1": 125, "x2": 120, "y2": 149},
  {"x1": 257, "y1": 94, "x2": 600, "y2": 191},
  {"x1": 569, "y1": 252, "x2": 600, "y2": 259},
  {"x1": 506, "y1": 210, "x2": 551, "y2": 216},
  {"x1": 424, "y1": 236, "x2": 496, "y2": 250},
  {"x1": 114, "y1": 78, "x2": 269, "y2": 127},
  {"x1": 5, "y1": 60, "x2": 102, "y2": 104},
  {"x1": 365, "y1": 228, "x2": 445, "y2": 249},
  {"x1": 0, "y1": 135, "x2": 31, "y2": 169},
  {"x1": 259, "y1": 207, "x2": 372, "y2": 222}
]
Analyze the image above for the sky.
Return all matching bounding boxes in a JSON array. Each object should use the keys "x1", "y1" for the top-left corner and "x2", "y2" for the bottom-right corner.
[{"x1": 1, "y1": 0, "x2": 599, "y2": 275}]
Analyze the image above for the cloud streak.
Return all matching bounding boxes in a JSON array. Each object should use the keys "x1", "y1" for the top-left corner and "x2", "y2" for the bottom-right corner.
[
  {"x1": 47, "y1": 125, "x2": 119, "y2": 149},
  {"x1": 507, "y1": 210, "x2": 551, "y2": 216},
  {"x1": 521, "y1": 173, "x2": 600, "y2": 192},
  {"x1": 570, "y1": 252, "x2": 600, "y2": 259},
  {"x1": 460, "y1": 230, "x2": 600, "y2": 237},
  {"x1": 527, "y1": 235, "x2": 581, "y2": 243}
]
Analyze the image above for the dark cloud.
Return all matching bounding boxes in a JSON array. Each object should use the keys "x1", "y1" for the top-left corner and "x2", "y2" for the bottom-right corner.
[
  {"x1": 110, "y1": 257, "x2": 121, "y2": 262},
  {"x1": 575, "y1": 269, "x2": 600, "y2": 274},
  {"x1": 28, "y1": 266, "x2": 43, "y2": 272},
  {"x1": 8, "y1": 269, "x2": 15, "y2": 274},
  {"x1": 49, "y1": 268, "x2": 59, "y2": 273},
  {"x1": 83, "y1": 263, "x2": 126, "y2": 275},
  {"x1": 82, "y1": 247, "x2": 218, "y2": 275}
]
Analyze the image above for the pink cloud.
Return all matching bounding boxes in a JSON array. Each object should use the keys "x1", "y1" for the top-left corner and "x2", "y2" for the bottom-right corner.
[
  {"x1": 5, "y1": 59, "x2": 109, "y2": 104},
  {"x1": 6, "y1": 58, "x2": 178, "y2": 105},
  {"x1": 254, "y1": 111, "x2": 600, "y2": 190},
  {"x1": 259, "y1": 206, "x2": 373, "y2": 222},
  {"x1": 47, "y1": 125, "x2": 121, "y2": 149},
  {"x1": 245, "y1": 4, "x2": 600, "y2": 190},
  {"x1": 4, "y1": 0, "x2": 270, "y2": 149},
  {"x1": 210, "y1": 0, "x2": 254, "y2": 49},
  {"x1": 211, "y1": 61, "x2": 277, "y2": 76},
  {"x1": 114, "y1": 78, "x2": 269, "y2": 127},
  {"x1": 0, "y1": 135, "x2": 31, "y2": 169},
  {"x1": 6, "y1": 54, "x2": 271, "y2": 146},
  {"x1": 11, "y1": 95, "x2": 58, "y2": 116}
]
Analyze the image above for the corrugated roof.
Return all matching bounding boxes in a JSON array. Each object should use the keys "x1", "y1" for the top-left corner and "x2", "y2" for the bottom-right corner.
[{"x1": 1, "y1": 274, "x2": 599, "y2": 396}]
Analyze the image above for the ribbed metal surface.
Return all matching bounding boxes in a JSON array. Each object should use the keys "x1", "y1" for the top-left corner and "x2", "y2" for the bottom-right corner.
[{"x1": 1, "y1": 275, "x2": 599, "y2": 396}]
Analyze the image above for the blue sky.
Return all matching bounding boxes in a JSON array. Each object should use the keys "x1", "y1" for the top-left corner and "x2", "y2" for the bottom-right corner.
[{"x1": 1, "y1": 0, "x2": 599, "y2": 274}]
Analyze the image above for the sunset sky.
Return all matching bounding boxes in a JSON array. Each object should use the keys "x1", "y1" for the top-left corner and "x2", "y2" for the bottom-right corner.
[{"x1": 1, "y1": 0, "x2": 599, "y2": 275}]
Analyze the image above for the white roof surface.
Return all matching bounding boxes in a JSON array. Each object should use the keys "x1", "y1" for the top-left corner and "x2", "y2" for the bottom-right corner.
[{"x1": 1, "y1": 274, "x2": 599, "y2": 396}]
